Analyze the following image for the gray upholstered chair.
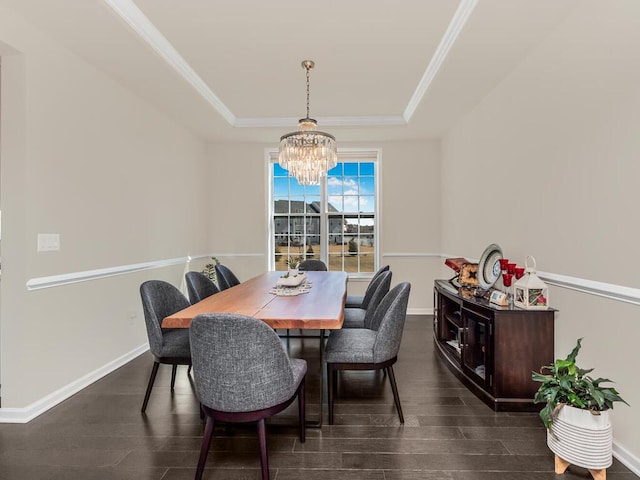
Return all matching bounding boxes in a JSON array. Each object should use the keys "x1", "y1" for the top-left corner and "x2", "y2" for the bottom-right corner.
[
  {"x1": 298, "y1": 259, "x2": 328, "y2": 271},
  {"x1": 345, "y1": 265, "x2": 390, "y2": 308},
  {"x1": 185, "y1": 271, "x2": 219, "y2": 304},
  {"x1": 342, "y1": 270, "x2": 392, "y2": 329},
  {"x1": 325, "y1": 282, "x2": 411, "y2": 425},
  {"x1": 139, "y1": 280, "x2": 192, "y2": 413},
  {"x1": 214, "y1": 263, "x2": 241, "y2": 291},
  {"x1": 190, "y1": 313, "x2": 306, "y2": 480}
]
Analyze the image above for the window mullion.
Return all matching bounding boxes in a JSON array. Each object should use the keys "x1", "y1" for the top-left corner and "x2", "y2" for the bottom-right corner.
[{"x1": 320, "y1": 176, "x2": 328, "y2": 266}]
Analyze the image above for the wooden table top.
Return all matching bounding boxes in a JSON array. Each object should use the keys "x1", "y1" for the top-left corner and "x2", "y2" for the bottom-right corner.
[{"x1": 163, "y1": 271, "x2": 348, "y2": 330}]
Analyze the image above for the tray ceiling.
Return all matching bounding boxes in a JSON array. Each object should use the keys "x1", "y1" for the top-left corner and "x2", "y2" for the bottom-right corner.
[{"x1": 0, "y1": 0, "x2": 579, "y2": 142}]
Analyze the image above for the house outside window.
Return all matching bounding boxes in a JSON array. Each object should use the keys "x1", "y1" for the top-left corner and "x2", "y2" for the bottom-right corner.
[{"x1": 269, "y1": 150, "x2": 379, "y2": 275}]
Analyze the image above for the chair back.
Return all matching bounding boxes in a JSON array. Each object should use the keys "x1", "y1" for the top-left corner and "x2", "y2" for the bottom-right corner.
[
  {"x1": 214, "y1": 264, "x2": 241, "y2": 291},
  {"x1": 372, "y1": 265, "x2": 390, "y2": 282},
  {"x1": 363, "y1": 270, "x2": 392, "y2": 329},
  {"x1": 140, "y1": 280, "x2": 191, "y2": 357},
  {"x1": 190, "y1": 313, "x2": 297, "y2": 412},
  {"x1": 371, "y1": 282, "x2": 411, "y2": 363},
  {"x1": 298, "y1": 259, "x2": 327, "y2": 271},
  {"x1": 362, "y1": 268, "x2": 392, "y2": 309},
  {"x1": 185, "y1": 271, "x2": 219, "y2": 304}
]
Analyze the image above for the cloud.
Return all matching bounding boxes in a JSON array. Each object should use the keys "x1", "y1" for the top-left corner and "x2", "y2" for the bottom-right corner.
[
  {"x1": 328, "y1": 194, "x2": 369, "y2": 212},
  {"x1": 344, "y1": 197, "x2": 358, "y2": 209},
  {"x1": 328, "y1": 177, "x2": 358, "y2": 190}
]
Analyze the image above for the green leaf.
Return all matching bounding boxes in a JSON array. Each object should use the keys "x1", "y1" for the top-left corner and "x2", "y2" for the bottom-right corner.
[
  {"x1": 539, "y1": 403, "x2": 554, "y2": 429},
  {"x1": 589, "y1": 388, "x2": 605, "y2": 409},
  {"x1": 566, "y1": 338, "x2": 583, "y2": 363},
  {"x1": 533, "y1": 337, "x2": 628, "y2": 429}
]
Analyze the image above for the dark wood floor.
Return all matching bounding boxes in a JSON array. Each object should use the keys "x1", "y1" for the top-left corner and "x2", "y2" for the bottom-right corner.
[{"x1": 0, "y1": 315, "x2": 636, "y2": 479}]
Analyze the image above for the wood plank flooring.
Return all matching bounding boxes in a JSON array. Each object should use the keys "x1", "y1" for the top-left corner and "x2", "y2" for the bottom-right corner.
[{"x1": 0, "y1": 315, "x2": 637, "y2": 479}]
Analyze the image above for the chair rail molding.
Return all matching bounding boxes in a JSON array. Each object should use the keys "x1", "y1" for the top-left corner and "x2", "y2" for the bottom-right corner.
[
  {"x1": 383, "y1": 253, "x2": 442, "y2": 258},
  {"x1": 26, "y1": 253, "x2": 264, "y2": 291},
  {"x1": 538, "y1": 271, "x2": 640, "y2": 307}
]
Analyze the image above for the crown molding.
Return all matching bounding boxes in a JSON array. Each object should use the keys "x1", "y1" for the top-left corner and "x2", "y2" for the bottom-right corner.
[
  {"x1": 403, "y1": 0, "x2": 479, "y2": 121},
  {"x1": 234, "y1": 115, "x2": 407, "y2": 129},
  {"x1": 103, "y1": 0, "x2": 478, "y2": 129},
  {"x1": 103, "y1": 0, "x2": 236, "y2": 124}
]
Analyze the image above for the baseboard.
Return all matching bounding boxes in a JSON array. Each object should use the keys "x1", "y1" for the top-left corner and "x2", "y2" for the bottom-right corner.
[
  {"x1": 613, "y1": 440, "x2": 640, "y2": 477},
  {"x1": 408, "y1": 307, "x2": 433, "y2": 315},
  {"x1": 0, "y1": 343, "x2": 149, "y2": 423}
]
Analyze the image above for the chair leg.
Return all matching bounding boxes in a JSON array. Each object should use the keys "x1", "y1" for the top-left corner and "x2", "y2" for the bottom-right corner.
[
  {"x1": 298, "y1": 378, "x2": 306, "y2": 443},
  {"x1": 327, "y1": 364, "x2": 335, "y2": 425},
  {"x1": 187, "y1": 365, "x2": 192, "y2": 376},
  {"x1": 171, "y1": 364, "x2": 178, "y2": 390},
  {"x1": 387, "y1": 366, "x2": 404, "y2": 424},
  {"x1": 194, "y1": 415, "x2": 215, "y2": 480},
  {"x1": 257, "y1": 418, "x2": 270, "y2": 480},
  {"x1": 141, "y1": 361, "x2": 160, "y2": 413}
]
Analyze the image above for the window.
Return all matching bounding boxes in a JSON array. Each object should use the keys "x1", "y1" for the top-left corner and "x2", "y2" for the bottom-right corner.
[{"x1": 269, "y1": 150, "x2": 378, "y2": 274}]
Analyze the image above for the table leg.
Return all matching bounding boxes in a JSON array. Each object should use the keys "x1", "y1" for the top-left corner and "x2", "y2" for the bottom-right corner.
[{"x1": 305, "y1": 329, "x2": 325, "y2": 428}]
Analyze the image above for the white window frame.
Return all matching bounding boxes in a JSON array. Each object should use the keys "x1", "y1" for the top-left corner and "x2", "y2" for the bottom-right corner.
[{"x1": 267, "y1": 148, "x2": 381, "y2": 277}]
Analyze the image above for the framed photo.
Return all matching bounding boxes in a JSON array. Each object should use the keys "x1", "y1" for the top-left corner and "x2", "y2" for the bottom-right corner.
[{"x1": 459, "y1": 263, "x2": 479, "y2": 287}]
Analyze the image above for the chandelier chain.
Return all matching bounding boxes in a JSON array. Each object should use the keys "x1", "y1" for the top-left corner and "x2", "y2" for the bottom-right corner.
[{"x1": 305, "y1": 65, "x2": 311, "y2": 119}]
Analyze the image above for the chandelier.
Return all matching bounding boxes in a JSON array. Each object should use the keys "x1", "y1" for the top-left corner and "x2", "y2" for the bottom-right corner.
[{"x1": 279, "y1": 60, "x2": 337, "y2": 186}]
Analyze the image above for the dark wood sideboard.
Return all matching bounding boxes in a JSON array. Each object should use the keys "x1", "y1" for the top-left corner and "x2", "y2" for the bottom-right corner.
[{"x1": 433, "y1": 280, "x2": 555, "y2": 412}]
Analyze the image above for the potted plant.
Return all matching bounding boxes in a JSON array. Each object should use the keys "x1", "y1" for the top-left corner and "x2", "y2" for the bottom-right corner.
[
  {"x1": 201, "y1": 256, "x2": 220, "y2": 285},
  {"x1": 286, "y1": 256, "x2": 301, "y2": 275},
  {"x1": 286, "y1": 244, "x2": 304, "y2": 274},
  {"x1": 532, "y1": 338, "x2": 628, "y2": 478}
]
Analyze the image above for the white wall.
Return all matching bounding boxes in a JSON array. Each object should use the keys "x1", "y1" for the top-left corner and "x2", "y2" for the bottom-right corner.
[
  {"x1": 206, "y1": 140, "x2": 441, "y2": 313},
  {"x1": 0, "y1": 6, "x2": 443, "y2": 412},
  {"x1": 204, "y1": 143, "x2": 269, "y2": 281},
  {"x1": 442, "y1": 0, "x2": 640, "y2": 466},
  {"x1": 0, "y1": 5, "x2": 209, "y2": 409}
]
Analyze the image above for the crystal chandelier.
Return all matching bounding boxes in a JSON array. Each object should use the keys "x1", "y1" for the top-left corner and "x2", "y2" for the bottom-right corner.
[{"x1": 279, "y1": 60, "x2": 337, "y2": 186}]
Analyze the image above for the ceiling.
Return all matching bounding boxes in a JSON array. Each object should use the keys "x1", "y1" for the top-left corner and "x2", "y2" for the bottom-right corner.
[{"x1": 1, "y1": 0, "x2": 578, "y2": 143}]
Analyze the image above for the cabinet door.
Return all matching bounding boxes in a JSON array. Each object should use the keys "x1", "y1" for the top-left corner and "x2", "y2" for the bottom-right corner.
[
  {"x1": 434, "y1": 288, "x2": 463, "y2": 359},
  {"x1": 461, "y1": 307, "x2": 492, "y2": 391}
]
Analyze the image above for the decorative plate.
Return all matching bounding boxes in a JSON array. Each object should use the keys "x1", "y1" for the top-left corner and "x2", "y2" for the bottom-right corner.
[{"x1": 477, "y1": 243, "x2": 503, "y2": 289}]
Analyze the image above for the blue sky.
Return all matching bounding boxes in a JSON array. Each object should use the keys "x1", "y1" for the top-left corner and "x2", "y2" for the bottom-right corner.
[{"x1": 273, "y1": 162, "x2": 375, "y2": 214}]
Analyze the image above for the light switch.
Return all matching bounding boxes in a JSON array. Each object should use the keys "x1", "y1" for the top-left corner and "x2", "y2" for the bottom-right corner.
[{"x1": 37, "y1": 233, "x2": 60, "y2": 252}]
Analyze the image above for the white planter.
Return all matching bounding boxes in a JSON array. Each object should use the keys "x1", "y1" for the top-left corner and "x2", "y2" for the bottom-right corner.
[
  {"x1": 547, "y1": 405, "x2": 612, "y2": 470},
  {"x1": 276, "y1": 272, "x2": 306, "y2": 287}
]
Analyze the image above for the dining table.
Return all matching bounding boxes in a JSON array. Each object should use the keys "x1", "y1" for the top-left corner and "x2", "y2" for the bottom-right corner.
[{"x1": 163, "y1": 270, "x2": 348, "y2": 427}]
